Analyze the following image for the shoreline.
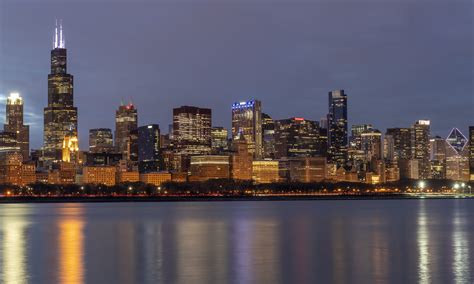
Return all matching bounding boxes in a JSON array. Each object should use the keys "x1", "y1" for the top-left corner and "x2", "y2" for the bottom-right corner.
[{"x1": 0, "y1": 194, "x2": 472, "y2": 203}]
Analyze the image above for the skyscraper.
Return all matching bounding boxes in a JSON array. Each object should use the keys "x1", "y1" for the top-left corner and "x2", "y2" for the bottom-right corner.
[
  {"x1": 360, "y1": 129, "x2": 382, "y2": 162},
  {"x1": 173, "y1": 106, "x2": 212, "y2": 155},
  {"x1": 412, "y1": 120, "x2": 431, "y2": 179},
  {"x1": 137, "y1": 124, "x2": 161, "y2": 173},
  {"x1": 274, "y1": 117, "x2": 320, "y2": 159},
  {"x1": 262, "y1": 113, "x2": 276, "y2": 159},
  {"x1": 350, "y1": 124, "x2": 373, "y2": 149},
  {"x1": 385, "y1": 128, "x2": 412, "y2": 162},
  {"x1": 445, "y1": 128, "x2": 469, "y2": 181},
  {"x1": 327, "y1": 90, "x2": 348, "y2": 167},
  {"x1": 4, "y1": 92, "x2": 29, "y2": 160},
  {"x1": 115, "y1": 103, "x2": 138, "y2": 159},
  {"x1": 89, "y1": 128, "x2": 114, "y2": 153},
  {"x1": 43, "y1": 21, "x2": 78, "y2": 163},
  {"x1": 430, "y1": 136, "x2": 446, "y2": 179},
  {"x1": 210, "y1": 127, "x2": 229, "y2": 154},
  {"x1": 231, "y1": 100, "x2": 263, "y2": 158}
]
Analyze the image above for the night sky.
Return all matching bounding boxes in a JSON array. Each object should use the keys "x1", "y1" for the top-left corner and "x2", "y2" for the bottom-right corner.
[{"x1": 0, "y1": 0, "x2": 472, "y2": 150}]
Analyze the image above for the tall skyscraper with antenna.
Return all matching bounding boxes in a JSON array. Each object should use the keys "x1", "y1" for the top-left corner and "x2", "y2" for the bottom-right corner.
[{"x1": 43, "y1": 20, "x2": 78, "y2": 163}]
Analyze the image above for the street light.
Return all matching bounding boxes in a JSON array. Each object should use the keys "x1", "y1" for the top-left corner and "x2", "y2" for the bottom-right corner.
[{"x1": 419, "y1": 181, "x2": 426, "y2": 190}]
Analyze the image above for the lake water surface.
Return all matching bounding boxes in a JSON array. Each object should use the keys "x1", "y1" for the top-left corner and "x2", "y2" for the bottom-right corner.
[{"x1": 0, "y1": 199, "x2": 473, "y2": 283}]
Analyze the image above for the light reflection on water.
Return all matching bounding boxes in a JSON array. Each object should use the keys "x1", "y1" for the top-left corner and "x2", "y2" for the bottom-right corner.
[
  {"x1": 1, "y1": 206, "x2": 30, "y2": 284},
  {"x1": 0, "y1": 200, "x2": 472, "y2": 283},
  {"x1": 58, "y1": 205, "x2": 85, "y2": 284}
]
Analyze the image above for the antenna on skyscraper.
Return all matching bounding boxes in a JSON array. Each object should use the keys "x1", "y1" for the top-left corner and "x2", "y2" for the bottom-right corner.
[{"x1": 54, "y1": 19, "x2": 59, "y2": 48}]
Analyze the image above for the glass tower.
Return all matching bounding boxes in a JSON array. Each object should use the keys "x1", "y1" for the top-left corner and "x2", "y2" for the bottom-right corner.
[{"x1": 327, "y1": 90, "x2": 348, "y2": 167}]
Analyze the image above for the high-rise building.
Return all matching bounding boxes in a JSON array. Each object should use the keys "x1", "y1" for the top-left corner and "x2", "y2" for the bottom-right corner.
[
  {"x1": 4, "y1": 92, "x2": 29, "y2": 160},
  {"x1": 210, "y1": 127, "x2": 229, "y2": 154},
  {"x1": 43, "y1": 21, "x2": 78, "y2": 163},
  {"x1": 469, "y1": 126, "x2": 474, "y2": 181},
  {"x1": 327, "y1": 90, "x2": 348, "y2": 167},
  {"x1": 360, "y1": 129, "x2": 382, "y2": 162},
  {"x1": 350, "y1": 124, "x2": 372, "y2": 149},
  {"x1": 115, "y1": 103, "x2": 138, "y2": 158},
  {"x1": 412, "y1": 120, "x2": 431, "y2": 179},
  {"x1": 89, "y1": 128, "x2": 114, "y2": 153},
  {"x1": 445, "y1": 128, "x2": 469, "y2": 181},
  {"x1": 262, "y1": 113, "x2": 276, "y2": 159},
  {"x1": 274, "y1": 117, "x2": 320, "y2": 159},
  {"x1": 138, "y1": 124, "x2": 161, "y2": 173},
  {"x1": 173, "y1": 106, "x2": 212, "y2": 156},
  {"x1": 0, "y1": 131, "x2": 19, "y2": 153},
  {"x1": 430, "y1": 136, "x2": 446, "y2": 179},
  {"x1": 231, "y1": 100, "x2": 263, "y2": 158},
  {"x1": 385, "y1": 128, "x2": 412, "y2": 162}
]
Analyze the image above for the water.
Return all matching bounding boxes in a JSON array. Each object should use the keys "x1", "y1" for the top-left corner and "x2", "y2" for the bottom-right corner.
[{"x1": 0, "y1": 199, "x2": 472, "y2": 284}]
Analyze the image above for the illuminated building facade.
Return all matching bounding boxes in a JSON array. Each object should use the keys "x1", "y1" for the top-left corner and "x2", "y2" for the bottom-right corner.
[
  {"x1": 274, "y1": 117, "x2": 320, "y2": 159},
  {"x1": 252, "y1": 160, "x2": 280, "y2": 184},
  {"x1": 210, "y1": 127, "x2": 229, "y2": 154},
  {"x1": 140, "y1": 172, "x2": 172, "y2": 186},
  {"x1": 412, "y1": 120, "x2": 431, "y2": 179},
  {"x1": 48, "y1": 161, "x2": 75, "y2": 184},
  {"x1": 429, "y1": 136, "x2": 446, "y2": 179},
  {"x1": 189, "y1": 155, "x2": 230, "y2": 181},
  {"x1": 115, "y1": 103, "x2": 138, "y2": 159},
  {"x1": 385, "y1": 128, "x2": 412, "y2": 163},
  {"x1": 117, "y1": 171, "x2": 139, "y2": 183},
  {"x1": 288, "y1": 157, "x2": 327, "y2": 183},
  {"x1": 350, "y1": 124, "x2": 372, "y2": 149},
  {"x1": 231, "y1": 134, "x2": 253, "y2": 180},
  {"x1": 360, "y1": 129, "x2": 382, "y2": 162},
  {"x1": 327, "y1": 90, "x2": 348, "y2": 167},
  {"x1": 0, "y1": 151, "x2": 23, "y2": 185},
  {"x1": 445, "y1": 128, "x2": 469, "y2": 181},
  {"x1": 62, "y1": 133, "x2": 79, "y2": 163},
  {"x1": 231, "y1": 100, "x2": 263, "y2": 158},
  {"x1": 89, "y1": 128, "x2": 114, "y2": 153},
  {"x1": 43, "y1": 21, "x2": 78, "y2": 163},
  {"x1": 138, "y1": 124, "x2": 161, "y2": 173},
  {"x1": 173, "y1": 106, "x2": 212, "y2": 156},
  {"x1": 83, "y1": 166, "x2": 116, "y2": 186},
  {"x1": 4, "y1": 92, "x2": 29, "y2": 160},
  {"x1": 0, "y1": 131, "x2": 19, "y2": 153}
]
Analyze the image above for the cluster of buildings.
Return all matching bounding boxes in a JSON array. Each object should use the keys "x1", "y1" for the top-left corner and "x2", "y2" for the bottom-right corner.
[{"x1": 1, "y1": 22, "x2": 473, "y2": 188}]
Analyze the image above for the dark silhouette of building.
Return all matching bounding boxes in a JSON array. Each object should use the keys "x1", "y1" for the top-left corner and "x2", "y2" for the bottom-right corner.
[
  {"x1": 138, "y1": 124, "x2": 161, "y2": 173},
  {"x1": 327, "y1": 90, "x2": 348, "y2": 167}
]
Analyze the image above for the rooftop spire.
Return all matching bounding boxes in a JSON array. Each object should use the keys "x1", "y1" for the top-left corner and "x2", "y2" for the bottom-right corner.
[{"x1": 53, "y1": 19, "x2": 65, "y2": 49}]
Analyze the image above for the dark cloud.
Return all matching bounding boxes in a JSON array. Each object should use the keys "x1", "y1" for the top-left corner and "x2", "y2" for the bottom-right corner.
[{"x1": 0, "y1": 0, "x2": 472, "y2": 149}]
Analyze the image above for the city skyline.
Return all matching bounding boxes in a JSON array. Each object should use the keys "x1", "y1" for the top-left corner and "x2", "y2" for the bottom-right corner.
[{"x1": 0, "y1": 1, "x2": 473, "y2": 149}]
